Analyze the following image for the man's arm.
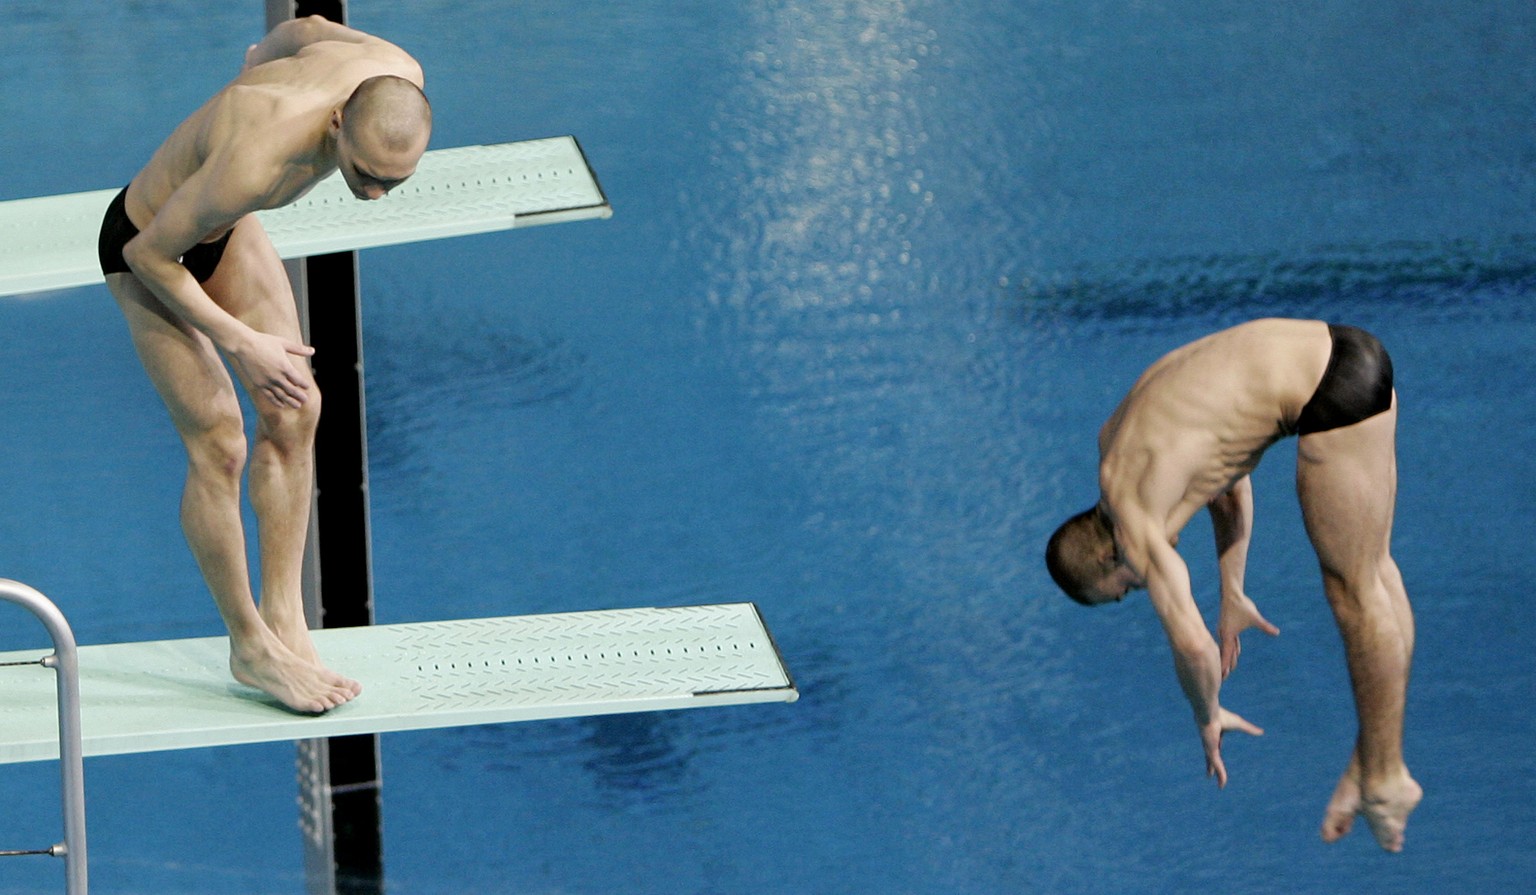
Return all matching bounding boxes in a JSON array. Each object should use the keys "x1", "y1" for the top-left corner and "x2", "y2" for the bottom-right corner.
[
  {"x1": 1209, "y1": 476, "x2": 1279, "y2": 677},
  {"x1": 121, "y1": 161, "x2": 314, "y2": 408},
  {"x1": 244, "y1": 15, "x2": 376, "y2": 70},
  {"x1": 1136, "y1": 532, "x2": 1263, "y2": 788},
  {"x1": 1210, "y1": 475, "x2": 1253, "y2": 594}
]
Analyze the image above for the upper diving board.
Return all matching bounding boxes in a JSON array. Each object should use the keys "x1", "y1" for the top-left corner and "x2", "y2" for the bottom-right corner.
[
  {"x1": 0, "y1": 135, "x2": 610, "y2": 299},
  {"x1": 0, "y1": 602, "x2": 795, "y2": 765}
]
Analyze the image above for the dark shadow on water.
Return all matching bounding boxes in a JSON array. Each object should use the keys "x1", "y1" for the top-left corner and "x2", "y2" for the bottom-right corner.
[
  {"x1": 1007, "y1": 236, "x2": 1536, "y2": 327},
  {"x1": 428, "y1": 712, "x2": 702, "y2": 805},
  {"x1": 575, "y1": 712, "x2": 699, "y2": 799},
  {"x1": 362, "y1": 312, "x2": 588, "y2": 475}
]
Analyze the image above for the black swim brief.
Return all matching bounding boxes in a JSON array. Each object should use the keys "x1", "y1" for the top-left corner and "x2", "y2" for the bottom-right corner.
[
  {"x1": 1292, "y1": 323, "x2": 1394, "y2": 436},
  {"x1": 97, "y1": 186, "x2": 233, "y2": 283}
]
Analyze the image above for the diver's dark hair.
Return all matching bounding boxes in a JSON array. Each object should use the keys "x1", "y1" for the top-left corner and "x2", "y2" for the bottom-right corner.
[{"x1": 1045, "y1": 506, "x2": 1115, "y2": 606}]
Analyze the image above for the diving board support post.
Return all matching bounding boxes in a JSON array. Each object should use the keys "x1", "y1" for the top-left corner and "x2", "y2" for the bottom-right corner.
[
  {"x1": 290, "y1": 248, "x2": 385, "y2": 895},
  {"x1": 0, "y1": 580, "x2": 88, "y2": 895},
  {"x1": 265, "y1": 2, "x2": 385, "y2": 895}
]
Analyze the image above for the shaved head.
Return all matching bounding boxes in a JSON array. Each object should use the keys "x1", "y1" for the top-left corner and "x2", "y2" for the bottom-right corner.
[{"x1": 341, "y1": 75, "x2": 432, "y2": 154}]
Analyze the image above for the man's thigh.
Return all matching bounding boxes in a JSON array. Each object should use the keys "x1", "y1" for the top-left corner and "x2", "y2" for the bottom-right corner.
[
  {"x1": 106, "y1": 271, "x2": 242, "y2": 436},
  {"x1": 201, "y1": 214, "x2": 304, "y2": 344},
  {"x1": 1295, "y1": 398, "x2": 1399, "y2": 578}
]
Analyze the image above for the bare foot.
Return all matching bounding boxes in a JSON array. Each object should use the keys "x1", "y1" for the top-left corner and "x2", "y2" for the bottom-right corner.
[
  {"x1": 1321, "y1": 767, "x2": 1422, "y2": 852},
  {"x1": 1360, "y1": 774, "x2": 1423, "y2": 853},
  {"x1": 261, "y1": 606, "x2": 322, "y2": 665},
  {"x1": 229, "y1": 630, "x2": 361, "y2": 714},
  {"x1": 1320, "y1": 771, "x2": 1362, "y2": 844}
]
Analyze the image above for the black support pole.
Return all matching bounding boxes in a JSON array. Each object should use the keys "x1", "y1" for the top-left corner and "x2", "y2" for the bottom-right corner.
[{"x1": 262, "y1": 3, "x2": 385, "y2": 894}]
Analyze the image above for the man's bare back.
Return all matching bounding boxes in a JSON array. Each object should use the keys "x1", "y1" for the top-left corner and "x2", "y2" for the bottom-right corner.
[
  {"x1": 1047, "y1": 318, "x2": 1420, "y2": 851},
  {"x1": 99, "y1": 18, "x2": 430, "y2": 713},
  {"x1": 1097, "y1": 318, "x2": 1332, "y2": 543}
]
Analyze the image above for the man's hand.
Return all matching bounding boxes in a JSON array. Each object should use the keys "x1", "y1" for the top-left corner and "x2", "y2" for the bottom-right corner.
[
  {"x1": 228, "y1": 329, "x2": 316, "y2": 408},
  {"x1": 1200, "y1": 707, "x2": 1264, "y2": 788},
  {"x1": 1217, "y1": 591, "x2": 1279, "y2": 678}
]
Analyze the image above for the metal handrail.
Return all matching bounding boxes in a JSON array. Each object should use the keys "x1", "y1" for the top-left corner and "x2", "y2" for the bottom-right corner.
[{"x1": 0, "y1": 579, "x2": 88, "y2": 895}]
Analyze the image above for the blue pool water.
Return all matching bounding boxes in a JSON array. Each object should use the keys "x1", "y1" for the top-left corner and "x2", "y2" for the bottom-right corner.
[{"x1": 3, "y1": 2, "x2": 1535, "y2": 893}]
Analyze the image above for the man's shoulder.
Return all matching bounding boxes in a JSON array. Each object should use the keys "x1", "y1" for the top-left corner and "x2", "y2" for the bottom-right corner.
[
  {"x1": 198, "y1": 84, "x2": 307, "y2": 164},
  {"x1": 166, "y1": 94, "x2": 312, "y2": 216},
  {"x1": 292, "y1": 31, "x2": 422, "y2": 81},
  {"x1": 211, "y1": 81, "x2": 287, "y2": 118}
]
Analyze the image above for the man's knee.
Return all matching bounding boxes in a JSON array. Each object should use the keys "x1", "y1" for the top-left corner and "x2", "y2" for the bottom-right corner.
[
  {"x1": 185, "y1": 417, "x2": 249, "y2": 481},
  {"x1": 257, "y1": 384, "x2": 322, "y2": 453},
  {"x1": 1319, "y1": 564, "x2": 1398, "y2": 619}
]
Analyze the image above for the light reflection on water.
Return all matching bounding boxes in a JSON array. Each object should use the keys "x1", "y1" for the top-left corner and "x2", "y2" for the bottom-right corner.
[{"x1": 688, "y1": 0, "x2": 1064, "y2": 618}]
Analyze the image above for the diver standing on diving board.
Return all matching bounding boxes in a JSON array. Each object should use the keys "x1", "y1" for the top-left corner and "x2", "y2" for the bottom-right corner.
[
  {"x1": 1045, "y1": 318, "x2": 1421, "y2": 852},
  {"x1": 97, "y1": 17, "x2": 431, "y2": 713}
]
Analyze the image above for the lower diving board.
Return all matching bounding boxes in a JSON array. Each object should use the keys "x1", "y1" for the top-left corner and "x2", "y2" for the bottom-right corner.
[
  {"x1": 0, "y1": 603, "x2": 795, "y2": 765},
  {"x1": 0, "y1": 135, "x2": 611, "y2": 299}
]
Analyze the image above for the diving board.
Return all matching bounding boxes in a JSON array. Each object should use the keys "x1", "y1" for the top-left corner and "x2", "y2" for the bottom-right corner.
[
  {"x1": 0, "y1": 135, "x2": 610, "y2": 298},
  {"x1": 0, "y1": 603, "x2": 796, "y2": 765}
]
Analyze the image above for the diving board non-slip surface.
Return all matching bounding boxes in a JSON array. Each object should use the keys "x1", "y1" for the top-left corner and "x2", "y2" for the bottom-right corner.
[
  {"x1": 0, "y1": 136, "x2": 610, "y2": 298},
  {"x1": 0, "y1": 603, "x2": 795, "y2": 765}
]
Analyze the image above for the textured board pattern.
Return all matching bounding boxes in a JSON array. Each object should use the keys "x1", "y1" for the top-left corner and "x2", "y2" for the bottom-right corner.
[
  {"x1": 0, "y1": 136, "x2": 610, "y2": 297},
  {"x1": 0, "y1": 603, "x2": 795, "y2": 764}
]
